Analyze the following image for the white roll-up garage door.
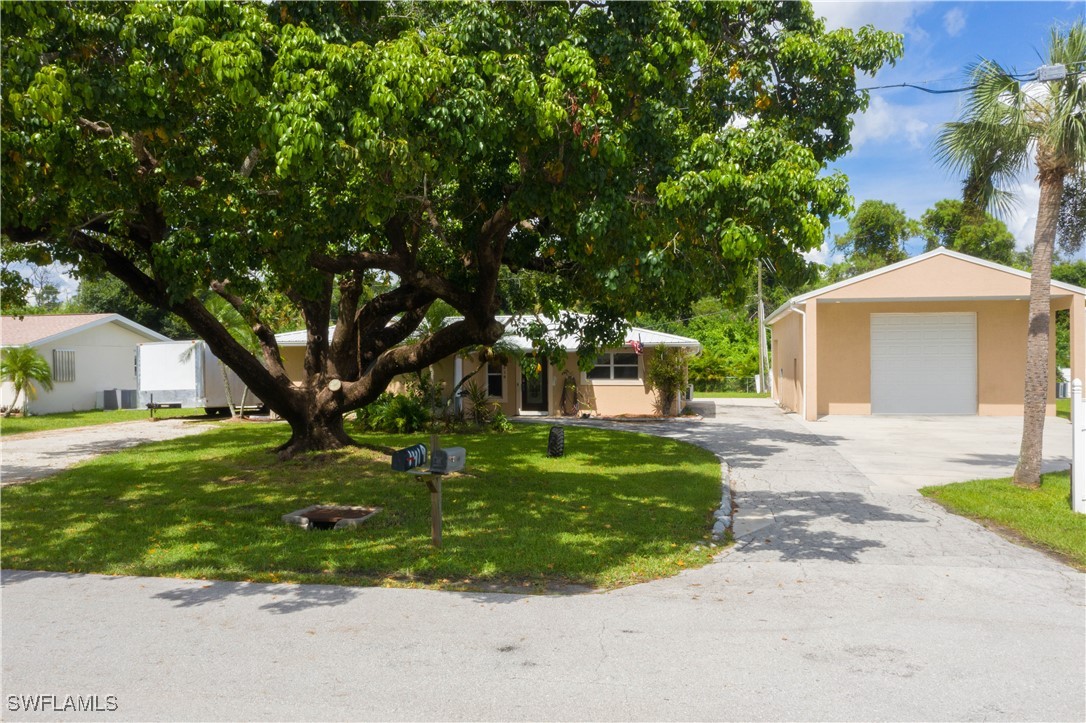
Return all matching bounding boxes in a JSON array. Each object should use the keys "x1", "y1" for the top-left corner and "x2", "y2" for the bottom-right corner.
[{"x1": 870, "y1": 313, "x2": 977, "y2": 414}]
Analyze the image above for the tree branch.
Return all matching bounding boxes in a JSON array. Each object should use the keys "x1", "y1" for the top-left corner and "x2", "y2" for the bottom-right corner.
[{"x1": 209, "y1": 279, "x2": 290, "y2": 381}]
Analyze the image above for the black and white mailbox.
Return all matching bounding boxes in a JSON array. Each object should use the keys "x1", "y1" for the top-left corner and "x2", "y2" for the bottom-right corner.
[
  {"x1": 390, "y1": 437, "x2": 466, "y2": 548},
  {"x1": 391, "y1": 444, "x2": 428, "y2": 472}
]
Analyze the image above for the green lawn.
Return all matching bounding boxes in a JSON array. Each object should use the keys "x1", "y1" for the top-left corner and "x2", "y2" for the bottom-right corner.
[
  {"x1": 1057, "y1": 398, "x2": 1070, "y2": 420},
  {"x1": 1, "y1": 408, "x2": 199, "y2": 436},
  {"x1": 921, "y1": 471, "x2": 1086, "y2": 568},
  {"x1": 1, "y1": 423, "x2": 723, "y2": 590},
  {"x1": 692, "y1": 391, "x2": 770, "y2": 399}
]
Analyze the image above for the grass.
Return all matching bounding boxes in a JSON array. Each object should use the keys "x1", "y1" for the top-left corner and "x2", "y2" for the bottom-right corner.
[
  {"x1": 0, "y1": 423, "x2": 724, "y2": 591},
  {"x1": 692, "y1": 391, "x2": 769, "y2": 399},
  {"x1": 1057, "y1": 398, "x2": 1070, "y2": 420},
  {"x1": 921, "y1": 470, "x2": 1086, "y2": 568},
  {"x1": 1, "y1": 408, "x2": 198, "y2": 436}
]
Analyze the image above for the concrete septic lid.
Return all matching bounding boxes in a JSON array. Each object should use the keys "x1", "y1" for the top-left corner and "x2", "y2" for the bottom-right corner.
[{"x1": 281, "y1": 505, "x2": 381, "y2": 530}]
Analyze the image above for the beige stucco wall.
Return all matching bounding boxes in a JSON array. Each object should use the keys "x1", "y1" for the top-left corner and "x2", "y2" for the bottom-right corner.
[
  {"x1": 819, "y1": 253, "x2": 1041, "y2": 301},
  {"x1": 813, "y1": 299, "x2": 1056, "y2": 417},
  {"x1": 434, "y1": 348, "x2": 676, "y2": 417},
  {"x1": 769, "y1": 252, "x2": 1086, "y2": 419},
  {"x1": 281, "y1": 346, "x2": 305, "y2": 382},
  {"x1": 278, "y1": 343, "x2": 690, "y2": 417},
  {"x1": 770, "y1": 311, "x2": 804, "y2": 415},
  {"x1": 1, "y1": 323, "x2": 154, "y2": 415}
]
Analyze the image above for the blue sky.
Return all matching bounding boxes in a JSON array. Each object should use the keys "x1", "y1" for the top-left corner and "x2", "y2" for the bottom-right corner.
[{"x1": 812, "y1": 0, "x2": 1085, "y2": 263}]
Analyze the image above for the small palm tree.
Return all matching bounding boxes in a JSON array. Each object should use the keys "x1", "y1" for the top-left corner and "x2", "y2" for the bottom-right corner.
[
  {"x1": 1, "y1": 346, "x2": 54, "y2": 417},
  {"x1": 936, "y1": 22, "x2": 1086, "y2": 487}
]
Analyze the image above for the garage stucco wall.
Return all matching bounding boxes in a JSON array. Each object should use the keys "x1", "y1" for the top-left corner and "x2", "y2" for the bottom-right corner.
[
  {"x1": 813, "y1": 300, "x2": 1055, "y2": 417},
  {"x1": 770, "y1": 312, "x2": 804, "y2": 415}
]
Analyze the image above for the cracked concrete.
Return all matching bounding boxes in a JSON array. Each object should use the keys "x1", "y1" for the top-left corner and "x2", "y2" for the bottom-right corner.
[{"x1": 2, "y1": 399, "x2": 1083, "y2": 721}]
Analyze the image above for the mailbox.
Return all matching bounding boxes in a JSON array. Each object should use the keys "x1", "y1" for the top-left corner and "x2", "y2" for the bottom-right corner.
[
  {"x1": 391, "y1": 444, "x2": 428, "y2": 472},
  {"x1": 430, "y1": 447, "x2": 466, "y2": 474}
]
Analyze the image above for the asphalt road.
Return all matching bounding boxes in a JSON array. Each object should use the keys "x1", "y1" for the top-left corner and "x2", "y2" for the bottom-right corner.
[{"x1": 2, "y1": 401, "x2": 1083, "y2": 721}]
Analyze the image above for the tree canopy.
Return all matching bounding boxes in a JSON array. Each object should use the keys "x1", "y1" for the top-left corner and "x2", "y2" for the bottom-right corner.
[
  {"x1": 1, "y1": 0, "x2": 901, "y2": 455},
  {"x1": 919, "y1": 198, "x2": 1016, "y2": 266}
]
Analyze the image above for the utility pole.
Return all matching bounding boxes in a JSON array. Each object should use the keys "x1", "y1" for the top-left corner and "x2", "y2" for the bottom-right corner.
[{"x1": 757, "y1": 261, "x2": 770, "y2": 396}]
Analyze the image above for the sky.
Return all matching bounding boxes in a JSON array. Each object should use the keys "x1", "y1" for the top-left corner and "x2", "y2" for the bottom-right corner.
[{"x1": 810, "y1": 0, "x2": 1086, "y2": 264}]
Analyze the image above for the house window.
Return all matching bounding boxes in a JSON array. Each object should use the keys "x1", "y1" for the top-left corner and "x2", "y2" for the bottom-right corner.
[
  {"x1": 52, "y1": 349, "x2": 75, "y2": 383},
  {"x1": 487, "y1": 362, "x2": 504, "y2": 398},
  {"x1": 587, "y1": 352, "x2": 640, "y2": 380}
]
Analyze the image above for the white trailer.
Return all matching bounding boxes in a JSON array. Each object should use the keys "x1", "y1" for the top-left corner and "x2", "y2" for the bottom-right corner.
[{"x1": 137, "y1": 340, "x2": 263, "y2": 415}]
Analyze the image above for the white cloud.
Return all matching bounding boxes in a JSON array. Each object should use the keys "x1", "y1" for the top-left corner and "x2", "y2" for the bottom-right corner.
[
  {"x1": 943, "y1": 7, "x2": 966, "y2": 37},
  {"x1": 850, "y1": 96, "x2": 932, "y2": 149},
  {"x1": 803, "y1": 240, "x2": 835, "y2": 266},
  {"x1": 1005, "y1": 178, "x2": 1041, "y2": 251},
  {"x1": 811, "y1": 1, "x2": 931, "y2": 35}
]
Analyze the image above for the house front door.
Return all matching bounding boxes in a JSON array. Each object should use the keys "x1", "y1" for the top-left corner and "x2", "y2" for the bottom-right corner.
[{"x1": 521, "y1": 358, "x2": 549, "y2": 413}]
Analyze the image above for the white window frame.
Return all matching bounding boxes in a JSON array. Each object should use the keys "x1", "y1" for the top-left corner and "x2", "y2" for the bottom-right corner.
[
  {"x1": 584, "y1": 351, "x2": 642, "y2": 386},
  {"x1": 52, "y1": 349, "x2": 76, "y2": 383},
  {"x1": 486, "y1": 361, "x2": 505, "y2": 400}
]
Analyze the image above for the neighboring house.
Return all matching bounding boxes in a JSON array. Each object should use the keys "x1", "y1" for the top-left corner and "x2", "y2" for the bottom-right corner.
[
  {"x1": 766, "y1": 248, "x2": 1086, "y2": 420},
  {"x1": 0, "y1": 313, "x2": 170, "y2": 415},
  {"x1": 274, "y1": 315, "x2": 702, "y2": 417}
]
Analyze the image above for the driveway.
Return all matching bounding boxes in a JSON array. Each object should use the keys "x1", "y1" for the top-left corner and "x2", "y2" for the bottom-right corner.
[
  {"x1": 795, "y1": 411, "x2": 1073, "y2": 495},
  {"x1": 1, "y1": 419, "x2": 216, "y2": 485},
  {"x1": 2, "y1": 400, "x2": 1083, "y2": 721}
]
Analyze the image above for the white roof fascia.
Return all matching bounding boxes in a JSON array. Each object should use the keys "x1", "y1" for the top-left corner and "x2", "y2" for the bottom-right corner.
[
  {"x1": 765, "y1": 247, "x2": 1086, "y2": 326},
  {"x1": 8, "y1": 313, "x2": 172, "y2": 349}
]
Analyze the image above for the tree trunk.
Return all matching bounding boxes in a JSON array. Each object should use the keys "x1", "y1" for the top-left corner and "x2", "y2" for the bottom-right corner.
[
  {"x1": 276, "y1": 410, "x2": 356, "y2": 460},
  {"x1": 4, "y1": 387, "x2": 20, "y2": 417},
  {"x1": 239, "y1": 386, "x2": 251, "y2": 419},
  {"x1": 218, "y1": 361, "x2": 238, "y2": 418},
  {"x1": 1013, "y1": 162, "x2": 1064, "y2": 488}
]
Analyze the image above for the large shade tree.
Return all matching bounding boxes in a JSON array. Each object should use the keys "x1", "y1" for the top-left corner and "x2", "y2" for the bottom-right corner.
[
  {"x1": 2, "y1": 1, "x2": 901, "y2": 456},
  {"x1": 936, "y1": 21, "x2": 1086, "y2": 487}
]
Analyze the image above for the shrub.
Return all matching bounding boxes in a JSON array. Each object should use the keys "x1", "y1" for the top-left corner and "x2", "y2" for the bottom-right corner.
[
  {"x1": 355, "y1": 393, "x2": 431, "y2": 434},
  {"x1": 646, "y1": 345, "x2": 689, "y2": 416},
  {"x1": 463, "y1": 380, "x2": 498, "y2": 426},
  {"x1": 490, "y1": 410, "x2": 513, "y2": 433}
]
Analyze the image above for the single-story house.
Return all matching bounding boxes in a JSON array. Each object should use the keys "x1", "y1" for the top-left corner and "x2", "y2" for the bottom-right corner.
[
  {"x1": 766, "y1": 248, "x2": 1086, "y2": 420},
  {"x1": 1, "y1": 313, "x2": 170, "y2": 415},
  {"x1": 274, "y1": 315, "x2": 702, "y2": 417}
]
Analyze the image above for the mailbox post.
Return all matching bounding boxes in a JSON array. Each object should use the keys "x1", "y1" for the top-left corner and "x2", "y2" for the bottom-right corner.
[{"x1": 390, "y1": 435, "x2": 467, "y2": 548}]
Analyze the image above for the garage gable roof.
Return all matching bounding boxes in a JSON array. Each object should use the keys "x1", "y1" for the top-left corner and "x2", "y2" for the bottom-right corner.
[
  {"x1": 766, "y1": 248, "x2": 1086, "y2": 325},
  {"x1": 0, "y1": 313, "x2": 170, "y2": 348}
]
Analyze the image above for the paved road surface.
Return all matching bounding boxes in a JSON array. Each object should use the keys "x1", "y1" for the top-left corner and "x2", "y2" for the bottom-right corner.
[{"x1": 2, "y1": 401, "x2": 1083, "y2": 721}]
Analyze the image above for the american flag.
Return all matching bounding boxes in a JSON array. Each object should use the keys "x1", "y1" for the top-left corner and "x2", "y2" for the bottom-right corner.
[{"x1": 630, "y1": 340, "x2": 643, "y2": 355}]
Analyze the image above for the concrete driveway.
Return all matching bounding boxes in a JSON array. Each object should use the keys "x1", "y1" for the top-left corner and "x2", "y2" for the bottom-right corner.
[
  {"x1": 1, "y1": 419, "x2": 216, "y2": 485},
  {"x1": 795, "y1": 412, "x2": 1073, "y2": 495},
  {"x1": 2, "y1": 400, "x2": 1083, "y2": 721}
]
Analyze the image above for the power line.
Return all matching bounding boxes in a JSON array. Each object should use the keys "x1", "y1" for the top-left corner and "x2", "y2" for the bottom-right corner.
[{"x1": 857, "y1": 62, "x2": 1081, "y2": 95}]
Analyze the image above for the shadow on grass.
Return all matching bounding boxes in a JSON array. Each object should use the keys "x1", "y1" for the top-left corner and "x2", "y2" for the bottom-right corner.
[{"x1": 1, "y1": 424, "x2": 722, "y2": 590}]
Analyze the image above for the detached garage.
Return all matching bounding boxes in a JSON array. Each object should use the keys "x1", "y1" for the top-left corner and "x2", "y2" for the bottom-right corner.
[{"x1": 767, "y1": 248, "x2": 1085, "y2": 421}]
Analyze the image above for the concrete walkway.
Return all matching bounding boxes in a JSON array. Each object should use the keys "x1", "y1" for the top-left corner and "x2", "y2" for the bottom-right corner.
[
  {"x1": 2, "y1": 401, "x2": 1083, "y2": 721},
  {"x1": 1, "y1": 419, "x2": 215, "y2": 485}
]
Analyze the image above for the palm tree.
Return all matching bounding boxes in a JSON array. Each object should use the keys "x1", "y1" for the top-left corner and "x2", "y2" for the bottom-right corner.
[
  {"x1": 936, "y1": 22, "x2": 1086, "y2": 487},
  {"x1": 1, "y1": 346, "x2": 54, "y2": 417}
]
